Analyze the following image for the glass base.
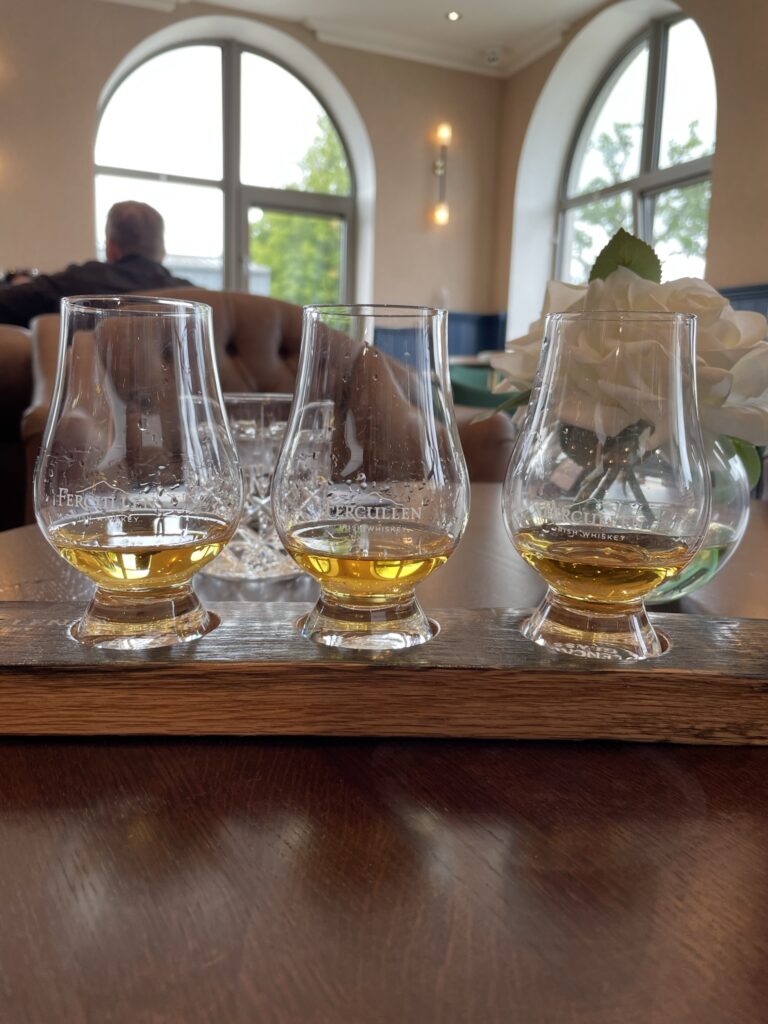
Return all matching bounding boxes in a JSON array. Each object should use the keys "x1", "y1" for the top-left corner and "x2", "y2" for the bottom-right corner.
[
  {"x1": 298, "y1": 592, "x2": 437, "y2": 651},
  {"x1": 523, "y1": 588, "x2": 667, "y2": 662},
  {"x1": 70, "y1": 584, "x2": 218, "y2": 650}
]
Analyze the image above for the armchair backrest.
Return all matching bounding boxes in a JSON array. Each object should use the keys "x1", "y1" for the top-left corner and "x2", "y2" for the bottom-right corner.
[
  {"x1": 144, "y1": 287, "x2": 303, "y2": 393},
  {"x1": 0, "y1": 324, "x2": 32, "y2": 435}
]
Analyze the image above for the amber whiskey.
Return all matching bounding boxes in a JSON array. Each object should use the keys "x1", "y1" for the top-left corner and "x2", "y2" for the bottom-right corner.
[
  {"x1": 514, "y1": 523, "x2": 691, "y2": 603},
  {"x1": 51, "y1": 512, "x2": 233, "y2": 590},
  {"x1": 285, "y1": 521, "x2": 453, "y2": 601}
]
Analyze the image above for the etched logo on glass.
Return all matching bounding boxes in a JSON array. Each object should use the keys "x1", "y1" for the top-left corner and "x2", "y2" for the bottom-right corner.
[
  {"x1": 54, "y1": 485, "x2": 134, "y2": 512},
  {"x1": 324, "y1": 501, "x2": 422, "y2": 522}
]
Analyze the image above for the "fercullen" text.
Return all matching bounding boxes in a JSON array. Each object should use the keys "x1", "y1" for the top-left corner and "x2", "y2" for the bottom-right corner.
[{"x1": 328, "y1": 503, "x2": 421, "y2": 522}]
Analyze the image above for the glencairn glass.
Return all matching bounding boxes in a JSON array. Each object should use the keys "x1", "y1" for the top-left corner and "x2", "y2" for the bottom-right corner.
[
  {"x1": 502, "y1": 311, "x2": 711, "y2": 660},
  {"x1": 272, "y1": 304, "x2": 470, "y2": 650},
  {"x1": 34, "y1": 296, "x2": 243, "y2": 648}
]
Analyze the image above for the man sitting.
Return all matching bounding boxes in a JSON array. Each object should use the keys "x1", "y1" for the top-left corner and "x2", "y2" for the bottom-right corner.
[{"x1": 0, "y1": 201, "x2": 192, "y2": 327}]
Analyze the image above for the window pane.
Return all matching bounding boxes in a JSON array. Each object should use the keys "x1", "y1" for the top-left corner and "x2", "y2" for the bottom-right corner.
[
  {"x1": 240, "y1": 54, "x2": 351, "y2": 194},
  {"x1": 248, "y1": 206, "x2": 343, "y2": 304},
  {"x1": 96, "y1": 47, "x2": 223, "y2": 180},
  {"x1": 658, "y1": 20, "x2": 716, "y2": 169},
  {"x1": 568, "y1": 44, "x2": 648, "y2": 196},
  {"x1": 652, "y1": 180, "x2": 711, "y2": 279},
  {"x1": 95, "y1": 174, "x2": 224, "y2": 289},
  {"x1": 560, "y1": 194, "x2": 634, "y2": 284}
]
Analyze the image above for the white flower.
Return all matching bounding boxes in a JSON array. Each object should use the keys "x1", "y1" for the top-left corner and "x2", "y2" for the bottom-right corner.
[{"x1": 491, "y1": 267, "x2": 768, "y2": 445}]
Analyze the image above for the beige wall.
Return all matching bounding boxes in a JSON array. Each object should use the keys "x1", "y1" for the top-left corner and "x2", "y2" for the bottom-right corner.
[
  {"x1": 310, "y1": 45, "x2": 502, "y2": 310},
  {"x1": 677, "y1": 0, "x2": 768, "y2": 288},
  {"x1": 491, "y1": 50, "x2": 561, "y2": 312},
  {"x1": 0, "y1": 0, "x2": 502, "y2": 311},
  {"x1": 3, "y1": 0, "x2": 762, "y2": 316},
  {"x1": 494, "y1": 0, "x2": 768, "y2": 309}
]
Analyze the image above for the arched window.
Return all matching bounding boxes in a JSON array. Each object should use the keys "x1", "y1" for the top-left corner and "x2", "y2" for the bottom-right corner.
[
  {"x1": 558, "y1": 15, "x2": 716, "y2": 283},
  {"x1": 95, "y1": 41, "x2": 356, "y2": 303}
]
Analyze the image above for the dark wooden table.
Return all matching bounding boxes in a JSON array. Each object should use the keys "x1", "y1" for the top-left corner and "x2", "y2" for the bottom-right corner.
[{"x1": 1, "y1": 485, "x2": 767, "y2": 1023}]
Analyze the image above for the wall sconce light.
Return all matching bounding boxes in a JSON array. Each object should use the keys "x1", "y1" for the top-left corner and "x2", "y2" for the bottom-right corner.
[{"x1": 432, "y1": 122, "x2": 452, "y2": 226}]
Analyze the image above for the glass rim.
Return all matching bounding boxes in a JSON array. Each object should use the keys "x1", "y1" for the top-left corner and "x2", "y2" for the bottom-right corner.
[
  {"x1": 546, "y1": 309, "x2": 696, "y2": 325},
  {"x1": 304, "y1": 303, "x2": 443, "y2": 318},
  {"x1": 62, "y1": 294, "x2": 212, "y2": 317}
]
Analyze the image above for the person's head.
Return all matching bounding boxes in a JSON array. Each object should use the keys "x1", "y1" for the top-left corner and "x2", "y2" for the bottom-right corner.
[
  {"x1": 105, "y1": 201, "x2": 165, "y2": 263},
  {"x1": 3, "y1": 269, "x2": 36, "y2": 286}
]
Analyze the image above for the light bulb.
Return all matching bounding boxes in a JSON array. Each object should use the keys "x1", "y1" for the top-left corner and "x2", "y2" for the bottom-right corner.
[
  {"x1": 435, "y1": 123, "x2": 453, "y2": 146},
  {"x1": 433, "y1": 202, "x2": 450, "y2": 226}
]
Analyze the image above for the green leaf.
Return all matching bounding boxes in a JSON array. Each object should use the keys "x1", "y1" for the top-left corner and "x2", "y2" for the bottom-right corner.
[
  {"x1": 729, "y1": 437, "x2": 762, "y2": 491},
  {"x1": 472, "y1": 390, "x2": 531, "y2": 422},
  {"x1": 588, "y1": 228, "x2": 662, "y2": 284},
  {"x1": 492, "y1": 391, "x2": 531, "y2": 416}
]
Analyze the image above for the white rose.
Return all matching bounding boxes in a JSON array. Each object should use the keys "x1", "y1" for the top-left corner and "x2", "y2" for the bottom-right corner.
[{"x1": 491, "y1": 267, "x2": 768, "y2": 445}]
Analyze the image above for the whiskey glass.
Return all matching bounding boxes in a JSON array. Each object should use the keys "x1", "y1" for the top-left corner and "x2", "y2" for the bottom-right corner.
[
  {"x1": 271, "y1": 304, "x2": 470, "y2": 650},
  {"x1": 502, "y1": 311, "x2": 711, "y2": 660},
  {"x1": 34, "y1": 296, "x2": 243, "y2": 649},
  {"x1": 204, "y1": 393, "x2": 300, "y2": 580}
]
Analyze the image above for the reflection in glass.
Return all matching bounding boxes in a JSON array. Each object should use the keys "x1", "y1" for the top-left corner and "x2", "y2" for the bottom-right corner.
[
  {"x1": 562, "y1": 193, "x2": 633, "y2": 284},
  {"x1": 652, "y1": 180, "x2": 712, "y2": 279},
  {"x1": 94, "y1": 175, "x2": 224, "y2": 290},
  {"x1": 658, "y1": 19, "x2": 716, "y2": 169},
  {"x1": 569, "y1": 44, "x2": 648, "y2": 196},
  {"x1": 240, "y1": 53, "x2": 351, "y2": 194},
  {"x1": 96, "y1": 46, "x2": 223, "y2": 180},
  {"x1": 248, "y1": 207, "x2": 344, "y2": 304}
]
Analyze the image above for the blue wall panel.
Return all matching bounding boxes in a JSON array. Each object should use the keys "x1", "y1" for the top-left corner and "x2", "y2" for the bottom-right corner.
[
  {"x1": 720, "y1": 284, "x2": 768, "y2": 317},
  {"x1": 447, "y1": 312, "x2": 507, "y2": 356},
  {"x1": 444, "y1": 286, "x2": 768, "y2": 359}
]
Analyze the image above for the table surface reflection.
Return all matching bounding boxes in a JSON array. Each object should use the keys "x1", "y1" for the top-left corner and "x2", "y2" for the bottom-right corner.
[{"x1": 1, "y1": 485, "x2": 767, "y2": 1022}]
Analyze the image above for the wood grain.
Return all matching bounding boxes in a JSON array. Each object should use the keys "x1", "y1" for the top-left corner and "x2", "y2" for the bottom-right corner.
[
  {"x1": 1, "y1": 602, "x2": 767, "y2": 743},
  {"x1": 2, "y1": 737, "x2": 768, "y2": 1023}
]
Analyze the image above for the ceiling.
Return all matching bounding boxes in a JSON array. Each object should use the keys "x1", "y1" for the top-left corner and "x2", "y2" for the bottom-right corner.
[{"x1": 100, "y1": 0, "x2": 605, "y2": 76}]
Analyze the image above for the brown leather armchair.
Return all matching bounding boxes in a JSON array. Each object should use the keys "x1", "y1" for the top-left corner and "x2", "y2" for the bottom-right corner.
[
  {"x1": 0, "y1": 324, "x2": 32, "y2": 529},
  {"x1": 21, "y1": 289, "x2": 514, "y2": 521}
]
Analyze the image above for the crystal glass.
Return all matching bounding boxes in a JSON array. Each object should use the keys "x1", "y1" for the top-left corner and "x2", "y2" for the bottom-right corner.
[
  {"x1": 647, "y1": 434, "x2": 750, "y2": 603},
  {"x1": 34, "y1": 296, "x2": 243, "y2": 649},
  {"x1": 272, "y1": 304, "x2": 470, "y2": 650},
  {"x1": 204, "y1": 393, "x2": 302, "y2": 580},
  {"x1": 502, "y1": 311, "x2": 711, "y2": 660}
]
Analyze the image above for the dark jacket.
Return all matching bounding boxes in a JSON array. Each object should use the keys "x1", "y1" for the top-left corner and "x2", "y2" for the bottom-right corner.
[{"x1": 0, "y1": 255, "x2": 193, "y2": 327}]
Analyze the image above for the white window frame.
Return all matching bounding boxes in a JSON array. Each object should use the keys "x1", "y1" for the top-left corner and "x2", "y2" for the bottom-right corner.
[
  {"x1": 556, "y1": 14, "x2": 714, "y2": 280},
  {"x1": 95, "y1": 15, "x2": 376, "y2": 301}
]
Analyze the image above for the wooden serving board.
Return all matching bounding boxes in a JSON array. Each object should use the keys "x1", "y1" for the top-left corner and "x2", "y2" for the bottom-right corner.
[{"x1": 0, "y1": 601, "x2": 767, "y2": 743}]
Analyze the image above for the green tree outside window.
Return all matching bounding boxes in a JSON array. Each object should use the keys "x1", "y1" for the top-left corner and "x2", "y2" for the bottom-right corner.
[
  {"x1": 248, "y1": 113, "x2": 350, "y2": 305},
  {"x1": 571, "y1": 120, "x2": 710, "y2": 281}
]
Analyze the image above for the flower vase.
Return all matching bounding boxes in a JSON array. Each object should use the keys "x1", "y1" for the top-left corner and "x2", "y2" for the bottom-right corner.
[{"x1": 647, "y1": 436, "x2": 750, "y2": 604}]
